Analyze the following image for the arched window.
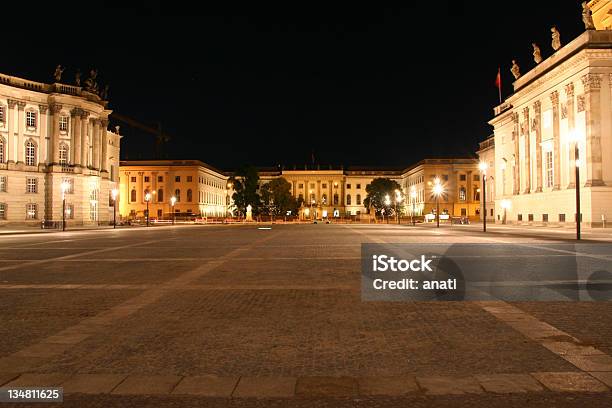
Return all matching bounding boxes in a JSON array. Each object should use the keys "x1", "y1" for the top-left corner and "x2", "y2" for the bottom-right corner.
[
  {"x1": 25, "y1": 140, "x2": 36, "y2": 166},
  {"x1": 459, "y1": 187, "x2": 466, "y2": 201},
  {"x1": 130, "y1": 189, "x2": 137, "y2": 202},
  {"x1": 187, "y1": 189, "x2": 193, "y2": 202},
  {"x1": 175, "y1": 189, "x2": 181, "y2": 202},
  {"x1": 346, "y1": 194, "x2": 352, "y2": 205},
  {"x1": 333, "y1": 194, "x2": 339, "y2": 205},
  {"x1": 59, "y1": 143, "x2": 69, "y2": 166},
  {"x1": 157, "y1": 189, "x2": 164, "y2": 202},
  {"x1": 356, "y1": 194, "x2": 361, "y2": 205},
  {"x1": 0, "y1": 137, "x2": 5, "y2": 163}
]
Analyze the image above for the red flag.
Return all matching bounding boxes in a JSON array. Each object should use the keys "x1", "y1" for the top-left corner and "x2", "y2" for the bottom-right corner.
[{"x1": 495, "y1": 67, "x2": 502, "y2": 104}]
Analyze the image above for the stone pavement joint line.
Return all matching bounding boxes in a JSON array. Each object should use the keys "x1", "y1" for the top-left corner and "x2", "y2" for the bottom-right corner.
[
  {"x1": 0, "y1": 230, "x2": 285, "y2": 375},
  {"x1": 0, "y1": 372, "x2": 609, "y2": 397}
]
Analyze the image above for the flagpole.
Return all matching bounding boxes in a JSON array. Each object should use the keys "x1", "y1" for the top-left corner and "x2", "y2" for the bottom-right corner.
[{"x1": 497, "y1": 67, "x2": 502, "y2": 104}]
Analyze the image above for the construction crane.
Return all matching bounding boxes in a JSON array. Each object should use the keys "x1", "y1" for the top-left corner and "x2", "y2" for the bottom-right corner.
[{"x1": 110, "y1": 112, "x2": 171, "y2": 159}]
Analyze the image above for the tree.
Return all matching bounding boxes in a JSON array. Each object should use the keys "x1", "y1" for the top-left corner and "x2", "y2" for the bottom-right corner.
[
  {"x1": 229, "y1": 165, "x2": 261, "y2": 217},
  {"x1": 363, "y1": 178, "x2": 403, "y2": 216},
  {"x1": 260, "y1": 177, "x2": 299, "y2": 216}
]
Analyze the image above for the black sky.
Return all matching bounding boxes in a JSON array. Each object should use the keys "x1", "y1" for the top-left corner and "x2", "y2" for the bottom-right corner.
[{"x1": 3, "y1": 1, "x2": 585, "y2": 170}]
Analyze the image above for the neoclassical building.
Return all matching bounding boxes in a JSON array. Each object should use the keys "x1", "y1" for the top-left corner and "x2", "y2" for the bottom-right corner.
[
  {"x1": 119, "y1": 160, "x2": 228, "y2": 219},
  {"x1": 489, "y1": 14, "x2": 612, "y2": 226},
  {"x1": 0, "y1": 71, "x2": 120, "y2": 226}
]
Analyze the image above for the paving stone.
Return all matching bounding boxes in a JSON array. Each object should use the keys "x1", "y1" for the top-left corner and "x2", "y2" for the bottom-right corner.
[
  {"x1": 563, "y1": 354, "x2": 612, "y2": 372},
  {"x1": 172, "y1": 375, "x2": 238, "y2": 397},
  {"x1": 43, "y1": 333, "x2": 91, "y2": 345},
  {"x1": 475, "y1": 373, "x2": 544, "y2": 393},
  {"x1": 542, "y1": 341, "x2": 605, "y2": 356},
  {"x1": 531, "y1": 372, "x2": 609, "y2": 392},
  {"x1": 0, "y1": 356, "x2": 45, "y2": 372},
  {"x1": 0, "y1": 373, "x2": 20, "y2": 386},
  {"x1": 4, "y1": 373, "x2": 72, "y2": 387},
  {"x1": 62, "y1": 374, "x2": 127, "y2": 394},
  {"x1": 233, "y1": 377, "x2": 296, "y2": 398},
  {"x1": 13, "y1": 342, "x2": 72, "y2": 358},
  {"x1": 357, "y1": 376, "x2": 420, "y2": 396},
  {"x1": 416, "y1": 376, "x2": 483, "y2": 395},
  {"x1": 295, "y1": 376, "x2": 358, "y2": 397},
  {"x1": 588, "y1": 372, "x2": 612, "y2": 388},
  {"x1": 111, "y1": 374, "x2": 182, "y2": 395}
]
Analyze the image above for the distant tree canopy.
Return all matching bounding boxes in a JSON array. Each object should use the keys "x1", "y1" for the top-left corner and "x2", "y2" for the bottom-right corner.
[
  {"x1": 260, "y1": 177, "x2": 300, "y2": 216},
  {"x1": 229, "y1": 165, "x2": 261, "y2": 216},
  {"x1": 363, "y1": 178, "x2": 403, "y2": 216}
]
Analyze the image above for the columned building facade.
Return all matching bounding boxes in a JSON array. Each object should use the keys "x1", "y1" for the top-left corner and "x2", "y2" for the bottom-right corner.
[
  {"x1": 489, "y1": 29, "x2": 612, "y2": 226},
  {"x1": 0, "y1": 72, "x2": 120, "y2": 226}
]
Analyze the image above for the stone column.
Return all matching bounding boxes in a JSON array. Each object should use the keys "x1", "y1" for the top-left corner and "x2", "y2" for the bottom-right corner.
[
  {"x1": 38, "y1": 105, "x2": 48, "y2": 164},
  {"x1": 6, "y1": 100, "x2": 16, "y2": 163},
  {"x1": 16, "y1": 101, "x2": 26, "y2": 163},
  {"x1": 92, "y1": 119, "x2": 101, "y2": 170},
  {"x1": 522, "y1": 106, "x2": 531, "y2": 193},
  {"x1": 581, "y1": 73, "x2": 605, "y2": 186},
  {"x1": 565, "y1": 83, "x2": 577, "y2": 188},
  {"x1": 512, "y1": 112, "x2": 520, "y2": 195},
  {"x1": 80, "y1": 111, "x2": 89, "y2": 167},
  {"x1": 533, "y1": 101, "x2": 543, "y2": 192},
  {"x1": 100, "y1": 118, "x2": 109, "y2": 173},
  {"x1": 50, "y1": 103, "x2": 62, "y2": 165},
  {"x1": 71, "y1": 108, "x2": 82, "y2": 167},
  {"x1": 550, "y1": 91, "x2": 561, "y2": 190}
]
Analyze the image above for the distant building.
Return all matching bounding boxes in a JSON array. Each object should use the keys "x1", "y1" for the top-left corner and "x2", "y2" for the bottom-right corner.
[
  {"x1": 489, "y1": 23, "x2": 612, "y2": 226},
  {"x1": 119, "y1": 160, "x2": 228, "y2": 219},
  {"x1": 0, "y1": 72, "x2": 120, "y2": 225}
]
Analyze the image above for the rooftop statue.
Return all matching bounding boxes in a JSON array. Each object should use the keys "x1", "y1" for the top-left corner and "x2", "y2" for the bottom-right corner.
[
  {"x1": 582, "y1": 1, "x2": 595, "y2": 30},
  {"x1": 75, "y1": 69, "x2": 81, "y2": 87},
  {"x1": 511, "y1": 60, "x2": 521, "y2": 79},
  {"x1": 84, "y1": 69, "x2": 99, "y2": 94},
  {"x1": 53, "y1": 65, "x2": 64, "y2": 82},
  {"x1": 551, "y1": 26, "x2": 561, "y2": 51},
  {"x1": 532, "y1": 43, "x2": 542, "y2": 64}
]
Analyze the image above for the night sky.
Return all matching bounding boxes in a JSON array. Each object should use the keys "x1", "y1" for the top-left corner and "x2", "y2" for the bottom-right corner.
[{"x1": 3, "y1": 1, "x2": 585, "y2": 170}]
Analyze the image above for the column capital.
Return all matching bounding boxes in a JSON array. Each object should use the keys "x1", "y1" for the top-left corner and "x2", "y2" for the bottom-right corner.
[
  {"x1": 522, "y1": 106, "x2": 529, "y2": 119},
  {"x1": 532, "y1": 100, "x2": 541, "y2": 113},
  {"x1": 7, "y1": 99, "x2": 18, "y2": 109},
  {"x1": 564, "y1": 82, "x2": 574, "y2": 98},
  {"x1": 50, "y1": 103, "x2": 62, "y2": 113},
  {"x1": 581, "y1": 73, "x2": 602, "y2": 92},
  {"x1": 17, "y1": 101, "x2": 26, "y2": 110},
  {"x1": 99, "y1": 118, "x2": 109, "y2": 128},
  {"x1": 79, "y1": 110, "x2": 90, "y2": 119},
  {"x1": 70, "y1": 107, "x2": 82, "y2": 117},
  {"x1": 549, "y1": 90, "x2": 559, "y2": 105},
  {"x1": 38, "y1": 104, "x2": 48, "y2": 114},
  {"x1": 512, "y1": 112, "x2": 519, "y2": 123},
  {"x1": 89, "y1": 117, "x2": 100, "y2": 125}
]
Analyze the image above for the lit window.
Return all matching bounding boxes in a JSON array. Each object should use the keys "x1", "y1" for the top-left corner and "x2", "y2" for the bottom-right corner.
[
  {"x1": 89, "y1": 188, "x2": 98, "y2": 221},
  {"x1": 62, "y1": 178, "x2": 74, "y2": 194},
  {"x1": 59, "y1": 143, "x2": 68, "y2": 165},
  {"x1": 26, "y1": 111, "x2": 37, "y2": 128},
  {"x1": 0, "y1": 106, "x2": 5, "y2": 123},
  {"x1": 26, "y1": 203, "x2": 37, "y2": 219},
  {"x1": 545, "y1": 151, "x2": 553, "y2": 188},
  {"x1": 59, "y1": 115, "x2": 69, "y2": 132},
  {"x1": 0, "y1": 203, "x2": 5, "y2": 219},
  {"x1": 26, "y1": 178, "x2": 37, "y2": 193},
  {"x1": 25, "y1": 141, "x2": 36, "y2": 166},
  {"x1": 0, "y1": 137, "x2": 5, "y2": 163},
  {"x1": 459, "y1": 187, "x2": 466, "y2": 201}
]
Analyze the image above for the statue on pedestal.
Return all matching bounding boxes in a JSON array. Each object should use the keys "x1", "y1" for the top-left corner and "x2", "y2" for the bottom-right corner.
[
  {"x1": 551, "y1": 26, "x2": 561, "y2": 51},
  {"x1": 511, "y1": 60, "x2": 521, "y2": 79},
  {"x1": 84, "y1": 69, "x2": 99, "y2": 94},
  {"x1": 53, "y1": 65, "x2": 64, "y2": 82},
  {"x1": 532, "y1": 43, "x2": 542, "y2": 64},
  {"x1": 582, "y1": 2, "x2": 595, "y2": 30}
]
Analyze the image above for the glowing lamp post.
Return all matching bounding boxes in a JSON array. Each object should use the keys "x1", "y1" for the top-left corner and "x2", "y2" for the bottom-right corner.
[
  {"x1": 170, "y1": 196, "x2": 177, "y2": 225},
  {"x1": 145, "y1": 192, "x2": 151, "y2": 227},
  {"x1": 501, "y1": 199, "x2": 511, "y2": 225},
  {"x1": 479, "y1": 161, "x2": 488, "y2": 232},
  {"x1": 432, "y1": 178, "x2": 443, "y2": 228},
  {"x1": 394, "y1": 189, "x2": 402, "y2": 224},
  {"x1": 384, "y1": 194, "x2": 391, "y2": 224},
  {"x1": 568, "y1": 130, "x2": 581, "y2": 240},
  {"x1": 410, "y1": 186, "x2": 417, "y2": 226},
  {"x1": 111, "y1": 188, "x2": 118, "y2": 228},
  {"x1": 60, "y1": 181, "x2": 70, "y2": 231}
]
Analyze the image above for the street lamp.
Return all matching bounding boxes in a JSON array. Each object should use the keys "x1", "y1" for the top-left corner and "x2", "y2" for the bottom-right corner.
[
  {"x1": 145, "y1": 192, "x2": 151, "y2": 227},
  {"x1": 568, "y1": 130, "x2": 581, "y2": 240},
  {"x1": 226, "y1": 182, "x2": 233, "y2": 218},
  {"x1": 410, "y1": 186, "x2": 417, "y2": 226},
  {"x1": 384, "y1": 194, "x2": 391, "y2": 224},
  {"x1": 60, "y1": 180, "x2": 70, "y2": 231},
  {"x1": 501, "y1": 199, "x2": 511, "y2": 225},
  {"x1": 394, "y1": 189, "x2": 402, "y2": 224},
  {"x1": 170, "y1": 195, "x2": 176, "y2": 225},
  {"x1": 432, "y1": 178, "x2": 444, "y2": 228},
  {"x1": 111, "y1": 188, "x2": 118, "y2": 229},
  {"x1": 479, "y1": 161, "x2": 488, "y2": 232}
]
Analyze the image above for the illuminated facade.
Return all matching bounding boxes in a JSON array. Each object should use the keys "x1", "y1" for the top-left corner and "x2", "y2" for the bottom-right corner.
[
  {"x1": 489, "y1": 27, "x2": 612, "y2": 226},
  {"x1": 119, "y1": 160, "x2": 228, "y2": 219},
  {"x1": 0, "y1": 72, "x2": 120, "y2": 225}
]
